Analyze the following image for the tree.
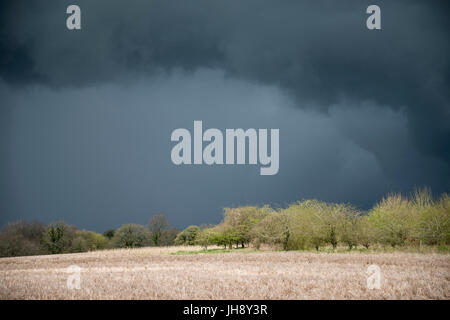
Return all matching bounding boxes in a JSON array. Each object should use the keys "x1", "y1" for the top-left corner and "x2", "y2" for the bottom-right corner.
[
  {"x1": 221, "y1": 206, "x2": 271, "y2": 248},
  {"x1": 322, "y1": 203, "x2": 349, "y2": 249},
  {"x1": 417, "y1": 193, "x2": 450, "y2": 245},
  {"x1": 196, "y1": 227, "x2": 217, "y2": 250},
  {"x1": 358, "y1": 216, "x2": 376, "y2": 249},
  {"x1": 174, "y1": 225, "x2": 200, "y2": 245},
  {"x1": 0, "y1": 220, "x2": 46, "y2": 257},
  {"x1": 148, "y1": 213, "x2": 169, "y2": 246},
  {"x1": 340, "y1": 209, "x2": 361, "y2": 250},
  {"x1": 112, "y1": 224, "x2": 152, "y2": 248},
  {"x1": 43, "y1": 221, "x2": 77, "y2": 254},
  {"x1": 76, "y1": 230, "x2": 108, "y2": 251},
  {"x1": 283, "y1": 201, "x2": 325, "y2": 251},
  {"x1": 207, "y1": 226, "x2": 228, "y2": 249},
  {"x1": 251, "y1": 211, "x2": 290, "y2": 250},
  {"x1": 286, "y1": 200, "x2": 339, "y2": 251},
  {"x1": 103, "y1": 229, "x2": 115, "y2": 240},
  {"x1": 159, "y1": 228, "x2": 180, "y2": 246},
  {"x1": 368, "y1": 193, "x2": 418, "y2": 247},
  {"x1": 71, "y1": 236, "x2": 89, "y2": 253},
  {"x1": 297, "y1": 201, "x2": 349, "y2": 250}
]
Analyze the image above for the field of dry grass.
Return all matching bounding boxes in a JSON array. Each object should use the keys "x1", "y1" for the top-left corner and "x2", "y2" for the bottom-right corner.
[{"x1": 0, "y1": 246, "x2": 449, "y2": 300}]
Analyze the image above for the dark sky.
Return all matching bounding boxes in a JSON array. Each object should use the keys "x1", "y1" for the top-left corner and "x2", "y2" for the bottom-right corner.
[{"x1": 1, "y1": 0, "x2": 449, "y2": 232}]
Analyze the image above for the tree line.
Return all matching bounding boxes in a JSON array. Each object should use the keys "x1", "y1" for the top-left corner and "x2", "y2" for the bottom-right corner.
[
  {"x1": 176, "y1": 188, "x2": 449, "y2": 251},
  {"x1": 0, "y1": 213, "x2": 179, "y2": 257},
  {"x1": 0, "y1": 188, "x2": 448, "y2": 257}
]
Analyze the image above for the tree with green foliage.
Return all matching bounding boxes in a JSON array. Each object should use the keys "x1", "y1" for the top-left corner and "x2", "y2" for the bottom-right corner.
[
  {"x1": 74, "y1": 230, "x2": 108, "y2": 251},
  {"x1": 174, "y1": 225, "x2": 200, "y2": 245},
  {"x1": 111, "y1": 224, "x2": 152, "y2": 248},
  {"x1": 368, "y1": 193, "x2": 418, "y2": 247},
  {"x1": 357, "y1": 216, "x2": 376, "y2": 249},
  {"x1": 340, "y1": 209, "x2": 361, "y2": 250},
  {"x1": 416, "y1": 192, "x2": 450, "y2": 245},
  {"x1": 103, "y1": 229, "x2": 115, "y2": 240},
  {"x1": 43, "y1": 221, "x2": 77, "y2": 254},
  {"x1": 283, "y1": 201, "x2": 325, "y2": 250},
  {"x1": 1, "y1": 187, "x2": 449, "y2": 258},
  {"x1": 322, "y1": 203, "x2": 349, "y2": 249},
  {"x1": 196, "y1": 227, "x2": 218, "y2": 250},
  {"x1": 251, "y1": 210, "x2": 290, "y2": 250},
  {"x1": 222, "y1": 206, "x2": 271, "y2": 248}
]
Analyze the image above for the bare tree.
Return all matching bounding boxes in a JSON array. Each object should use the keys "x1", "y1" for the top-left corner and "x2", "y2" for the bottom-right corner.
[
  {"x1": 147, "y1": 213, "x2": 169, "y2": 246},
  {"x1": 159, "y1": 228, "x2": 180, "y2": 246}
]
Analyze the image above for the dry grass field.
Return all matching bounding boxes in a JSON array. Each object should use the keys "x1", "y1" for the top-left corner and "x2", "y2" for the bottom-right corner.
[{"x1": 0, "y1": 246, "x2": 449, "y2": 300}]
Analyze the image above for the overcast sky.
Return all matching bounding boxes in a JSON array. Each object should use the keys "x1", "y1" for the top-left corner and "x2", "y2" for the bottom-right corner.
[{"x1": 1, "y1": 1, "x2": 449, "y2": 232}]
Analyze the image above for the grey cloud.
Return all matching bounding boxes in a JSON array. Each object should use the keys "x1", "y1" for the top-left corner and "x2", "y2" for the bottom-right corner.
[
  {"x1": 0, "y1": 1, "x2": 449, "y2": 230},
  {"x1": 0, "y1": 70, "x2": 447, "y2": 230},
  {"x1": 1, "y1": 1, "x2": 449, "y2": 164}
]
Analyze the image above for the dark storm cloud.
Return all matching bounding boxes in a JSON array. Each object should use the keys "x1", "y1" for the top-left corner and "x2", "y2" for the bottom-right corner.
[
  {"x1": 0, "y1": 70, "x2": 447, "y2": 231},
  {"x1": 0, "y1": 71, "x2": 427, "y2": 230},
  {"x1": 0, "y1": 1, "x2": 449, "y2": 230},
  {"x1": 1, "y1": 0, "x2": 449, "y2": 162}
]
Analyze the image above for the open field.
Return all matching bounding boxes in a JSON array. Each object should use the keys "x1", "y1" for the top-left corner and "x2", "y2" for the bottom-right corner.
[{"x1": 0, "y1": 246, "x2": 449, "y2": 299}]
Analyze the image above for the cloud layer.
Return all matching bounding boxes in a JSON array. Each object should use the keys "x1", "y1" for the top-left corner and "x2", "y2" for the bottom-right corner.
[{"x1": 0, "y1": 1, "x2": 448, "y2": 230}]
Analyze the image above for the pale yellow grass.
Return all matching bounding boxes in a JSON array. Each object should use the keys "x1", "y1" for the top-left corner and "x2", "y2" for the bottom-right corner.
[{"x1": 0, "y1": 246, "x2": 449, "y2": 299}]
